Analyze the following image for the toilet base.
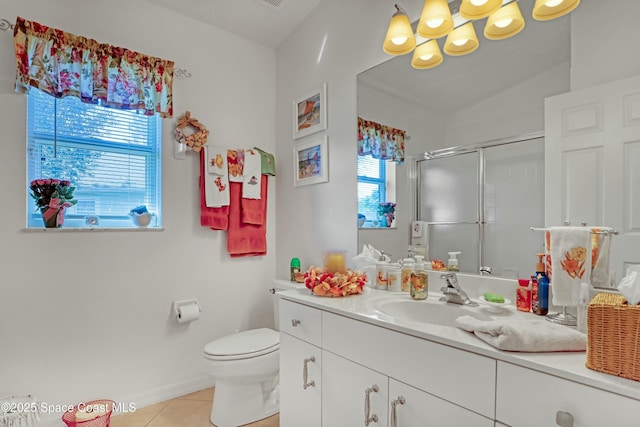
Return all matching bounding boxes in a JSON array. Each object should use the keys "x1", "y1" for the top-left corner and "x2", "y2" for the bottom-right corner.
[{"x1": 210, "y1": 376, "x2": 279, "y2": 427}]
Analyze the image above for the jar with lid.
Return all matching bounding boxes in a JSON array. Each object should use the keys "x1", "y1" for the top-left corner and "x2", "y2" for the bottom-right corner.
[
  {"x1": 375, "y1": 261, "x2": 389, "y2": 290},
  {"x1": 410, "y1": 256, "x2": 428, "y2": 300},
  {"x1": 400, "y1": 258, "x2": 415, "y2": 292},
  {"x1": 516, "y1": 278, "x2": 531, "y2": 312},
  {"x1": 386, "y1": 263, "x2": 402, "y2": 292}
]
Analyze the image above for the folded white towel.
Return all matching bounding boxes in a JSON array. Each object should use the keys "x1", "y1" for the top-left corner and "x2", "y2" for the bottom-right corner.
[
  {"x1": 455, "y1": 315, "x2": 586, "y2": 352},
  {"x1": 549, "y1": 226, "x2": 592, "y2": 306},
  {"x1": 242, "y1": 149, "x2": 262, "y2": 199},
  {"x1": 204, "y1": 146, "x2": 230, "y2": 207}
]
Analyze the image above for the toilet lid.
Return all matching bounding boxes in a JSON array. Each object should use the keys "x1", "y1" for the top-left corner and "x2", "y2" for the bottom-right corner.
[{"x1": 204, "y1": 328, "x2": 279, "y2": 360}]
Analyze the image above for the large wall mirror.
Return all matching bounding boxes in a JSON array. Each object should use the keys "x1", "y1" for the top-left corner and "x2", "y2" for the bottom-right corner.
[{"x1": 357, "y1": 0, "x2": 571, "y2": 278}]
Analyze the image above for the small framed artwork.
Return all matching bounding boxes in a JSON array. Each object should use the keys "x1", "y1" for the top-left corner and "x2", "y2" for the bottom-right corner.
[
  {"x1": 293, "y1": 136, "x2": 328, "y2": 187},
  {"x1": 293, "y1": 83, "x2": 327, "y2": 139}
]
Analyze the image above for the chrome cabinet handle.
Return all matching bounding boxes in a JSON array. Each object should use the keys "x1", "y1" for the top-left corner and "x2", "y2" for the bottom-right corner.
[
  {"x1": 556, "y1": 410, "x2": 574, "y2": 427},
  {"x1": 364, "y1": 384, "x2": 379, "y2": 426},
  {"x1": 291, "y1": 319, "x2": 301, "y2": 327},
  {"x1": 390, "y1": 396, "x2": 406, "y2": 427},
  {"x1": 303, "y1": 356, "x2": 315, "y2": 389}
]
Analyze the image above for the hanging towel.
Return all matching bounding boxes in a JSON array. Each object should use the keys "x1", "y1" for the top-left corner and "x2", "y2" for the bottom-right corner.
[
  {"x1": 203, "y1": 146, "x2": 229, "y2": 207},
  {"x1": 545, "y1": 230, "x2": 552, "y2": 284},
  {"x1": 227, "y1": 176, "x2": 268, "y2": 257},
  {"x1": 242, "y1": 149, "x2": 262, "y2": 200},
  {"x1": 200, "y1": 150, "x2": 229, "y2": 230},
  {"x1": 590, "y1": 227, "x2": 614, "y2": 288},
  {"x1": 227, "y1": 149, "x2": 245, "y2": 182},
  {"x1": 549, "y1": 226, "x2": 592, "y2": 306},
  {"x1": 254, "y1": 147, "x2": 276, "y2": 176},
  {"x1": 455, "y1": 315, "x2": 586, "y2": 352}
]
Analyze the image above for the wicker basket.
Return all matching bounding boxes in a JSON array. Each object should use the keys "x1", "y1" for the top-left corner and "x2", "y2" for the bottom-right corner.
[{"x1": 586, "y1": 293, "x2": 640, "y2": 382}]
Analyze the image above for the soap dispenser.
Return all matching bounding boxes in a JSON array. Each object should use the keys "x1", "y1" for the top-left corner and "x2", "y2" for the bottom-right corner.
[
  {"x1": 410, "y1": 255, "x2": 428, "y2": 300},
  {"x1": 447, "y1": 252, "x2": 461, "y2": 272}
]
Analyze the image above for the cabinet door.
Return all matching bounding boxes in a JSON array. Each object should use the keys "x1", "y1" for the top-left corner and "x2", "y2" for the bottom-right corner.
[
  {"x1": 280, "y1": 332, "x2": 322, "y2": 427},
  {"x1": 389, "y1": 379, "x2": 493, "y2": 427},
  {"x1": 322, "y1": 350, "x2": 389, "y2": 427},
  {"x1": 496, "y1": 361, "x2": 640, "y2": 427}
]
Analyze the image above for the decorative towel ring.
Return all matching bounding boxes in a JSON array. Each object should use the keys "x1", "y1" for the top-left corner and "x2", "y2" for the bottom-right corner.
[{"x1": 175, "y1": 111, "x2": 209, "y2": 152}]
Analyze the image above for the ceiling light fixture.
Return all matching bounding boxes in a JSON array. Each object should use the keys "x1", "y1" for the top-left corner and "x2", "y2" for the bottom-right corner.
[
  {"x1": 383, "y1": 4, "x2": 417, "y2": 55},
  {"x1": 411, "y1": 39, "x2": 444, "y2": 69},
  {"x1": 383, "y1": 0, "x2": 580, "y2": 70},
  {"x1": 532, "y1": 0, "x2": 580, "y2": 21}
]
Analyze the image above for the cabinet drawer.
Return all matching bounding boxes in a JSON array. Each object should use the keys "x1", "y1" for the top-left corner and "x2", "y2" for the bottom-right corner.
[
  {"x1": 279, "y1": 299, "x2": 322, "y2": 346},
  {"x1": 322, "y1": 312, "x2": 496, "y2": 418},
  {"x1": 496, "y1": 361, "x2": 640, "y2": 427}
]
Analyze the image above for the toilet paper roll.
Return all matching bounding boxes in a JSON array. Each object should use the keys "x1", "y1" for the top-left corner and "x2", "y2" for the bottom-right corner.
[{"x1": 177, "y1": 302, "x2": 200, "y2": 323}]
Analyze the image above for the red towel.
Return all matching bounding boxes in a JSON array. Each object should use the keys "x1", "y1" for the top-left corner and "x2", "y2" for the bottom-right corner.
[
  {"x1": 227, "y1": 176, "x2": 268, "y2": 257},
  {"x1": 200, "y1": 150, "x2": 229, "y2": 230}
]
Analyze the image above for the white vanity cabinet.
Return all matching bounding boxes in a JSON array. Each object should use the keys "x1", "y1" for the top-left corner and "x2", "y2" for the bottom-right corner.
[
  {"x1": 279, "y1": 300, "x2": 322, "y2": 427},
  {"x1": 496, "y1": 361, "x2": 640, "y2": 427}
]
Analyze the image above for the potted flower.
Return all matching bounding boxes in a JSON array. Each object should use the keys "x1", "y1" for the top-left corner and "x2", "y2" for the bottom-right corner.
[
  {"x1": 29, "y1": 178, "x2": 77, "y2": 228},
  {"x1": 377, "y1": 202, "x2": 396, "y2": 227}
]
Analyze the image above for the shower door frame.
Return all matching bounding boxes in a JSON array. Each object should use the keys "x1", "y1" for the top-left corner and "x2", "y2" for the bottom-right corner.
[{"x1": 415, "y1": 131, "x2": 544, "y2": 273}]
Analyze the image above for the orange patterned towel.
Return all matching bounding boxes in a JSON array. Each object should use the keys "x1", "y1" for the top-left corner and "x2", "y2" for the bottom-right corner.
[{"x1": 549, "y1": 226, "x2": 592, "y2": 306}]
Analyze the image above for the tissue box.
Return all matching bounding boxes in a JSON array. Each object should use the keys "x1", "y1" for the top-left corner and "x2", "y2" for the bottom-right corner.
[{"x1": 586, "y1": 293, "x2": 640, "y2": 382}]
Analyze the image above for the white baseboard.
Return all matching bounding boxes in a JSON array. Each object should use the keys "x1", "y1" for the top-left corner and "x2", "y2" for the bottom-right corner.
[{"x1": 35, "y1": 374, "x2": 214, "y2": 427}]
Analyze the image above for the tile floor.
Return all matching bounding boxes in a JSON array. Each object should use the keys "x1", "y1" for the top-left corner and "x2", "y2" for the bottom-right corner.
[{"x1": 109, "y1": 387, "x2": 279, "y2": 427}]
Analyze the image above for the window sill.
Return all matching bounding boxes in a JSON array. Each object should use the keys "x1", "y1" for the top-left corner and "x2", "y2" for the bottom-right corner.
[{"x1": 22, "y1": 227, "x2": 165, "y2": 232}]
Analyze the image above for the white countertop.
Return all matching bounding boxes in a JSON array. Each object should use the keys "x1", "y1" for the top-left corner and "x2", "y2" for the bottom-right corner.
[{"x1": 275, "y1": 279, "x2": 640, "y2": 402}]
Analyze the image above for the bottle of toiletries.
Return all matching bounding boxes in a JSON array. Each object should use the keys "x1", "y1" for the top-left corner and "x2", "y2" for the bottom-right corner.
[
  {"x1": 410, "y1": 255, "x2": 428, "y2": 300},
  {"x1": 516, "y1": 278, "x2": 531, "y2": 312},
  {"x1": 447, "y1": 252, "x2": 461, "y2": 272},
  {"x1": 290, "y1": 257, "x2": 301, "y2": 282},
  {"x1": 401, "y1": 258, "x2": 415, "y2": 292},
  {"x1": 376, "y1": 260, "x2": 389, "y2": 290},
  {"x1": 533, "y1": 253, "x2": 549, "y2": 316}
]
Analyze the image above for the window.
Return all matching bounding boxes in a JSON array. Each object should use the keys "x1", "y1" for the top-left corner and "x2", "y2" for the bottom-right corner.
[
  {"x1": 357, "y1": 155, "x2": 395, "y2": 227},
  {"x1": 27, "y1": 88, "x2": 162, "y2": 228}
]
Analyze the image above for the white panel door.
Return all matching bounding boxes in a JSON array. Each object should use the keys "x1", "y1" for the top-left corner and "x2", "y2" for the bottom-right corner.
[{"x1": 545, "y1": 74, "x2": 640, "y2": 284}]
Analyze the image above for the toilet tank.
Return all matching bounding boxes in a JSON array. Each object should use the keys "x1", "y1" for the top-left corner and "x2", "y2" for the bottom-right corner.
[{"x1": 271, "y1": 279, "x2": 304, "y2": 330}]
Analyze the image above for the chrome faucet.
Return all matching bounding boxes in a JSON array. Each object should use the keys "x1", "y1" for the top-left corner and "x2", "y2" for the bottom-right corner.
[{"x1": 439, "y1": 273, "x2": 478, "y2": 307}]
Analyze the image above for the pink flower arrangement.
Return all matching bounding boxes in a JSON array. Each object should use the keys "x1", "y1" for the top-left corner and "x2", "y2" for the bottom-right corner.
[{"x1": 29, "y1": 178, "x2": 77, "y2": 210}]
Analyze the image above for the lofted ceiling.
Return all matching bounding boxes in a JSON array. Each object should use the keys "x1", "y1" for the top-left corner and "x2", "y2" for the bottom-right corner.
[
  {"x1": 149, "y1": 0, "x2": 571, "y2": 114},
  {"x1": 149, "y1": 0, "x2": 323, "y2": 48}
]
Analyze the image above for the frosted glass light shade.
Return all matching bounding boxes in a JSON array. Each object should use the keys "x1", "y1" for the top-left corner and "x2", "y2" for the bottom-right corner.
[
  {"x1": 484, "y1": 2, "x2": 526, "y2": 40},
  {"x1": 417, "y1": 0, "x2": 454, "y2": 39},
  {"x1": 411, "y1": 40, "x2": 444, "y2": 69},
  {"x1": 444, "y1": 22, "x2": 479, "y2": 56},
  {"x1": 383, "y1": 10, "x2": 416, "y2": 55},
  {"x1": 532, "y1": 0, "x2": 580, "y2": 21},
  {"x1": 460, "y1": 0, "x2": 502, "y2": 20}
]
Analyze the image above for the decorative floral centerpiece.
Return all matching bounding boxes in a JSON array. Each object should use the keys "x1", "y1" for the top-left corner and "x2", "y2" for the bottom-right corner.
[
  {"x1": 29, "y1": 178, "x2": 77, "y2": 228},
  {"x1": 377, "y1": 202, "x2": 396, "y2": 227},
  {"x1": 304, "y1": 266, "x2": 367, "y2": 297}
]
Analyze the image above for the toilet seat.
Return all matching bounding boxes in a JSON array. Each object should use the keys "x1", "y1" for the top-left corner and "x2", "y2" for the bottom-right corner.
[{"x1": 204, "y1": 328, "x2": 279, "y2": 361}]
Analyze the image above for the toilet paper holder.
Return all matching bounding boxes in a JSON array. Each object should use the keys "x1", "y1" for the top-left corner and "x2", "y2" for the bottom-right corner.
[{"x1": 172, "y1": 299, "x2": 201, "y2": 323}]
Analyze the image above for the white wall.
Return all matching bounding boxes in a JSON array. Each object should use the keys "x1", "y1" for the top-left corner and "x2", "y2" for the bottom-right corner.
[
  {"x1": 275, "y1": 0, "x2": 640, "y2": 279},
  {"x1": 0, "y1": 0, "x2": 275, "y2": 421}
]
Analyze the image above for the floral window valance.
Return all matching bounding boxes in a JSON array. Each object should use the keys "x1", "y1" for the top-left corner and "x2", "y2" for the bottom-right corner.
[
  {"x1": 357, "y1": 117, "x2": 406, "y2": 164},
  {"x1": 13, "y1": 16, "x2": 174, "y2": 118}
]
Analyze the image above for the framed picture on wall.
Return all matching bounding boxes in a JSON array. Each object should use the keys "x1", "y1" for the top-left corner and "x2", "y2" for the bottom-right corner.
[
  {"x1": 293, "y1": 136, "x2": 328, "y2": 187},
  {"x1": 293, "y1": 83, "x2": 327, "y2": 139}
]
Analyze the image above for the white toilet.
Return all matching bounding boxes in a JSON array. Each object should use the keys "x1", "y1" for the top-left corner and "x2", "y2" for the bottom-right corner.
[{"x1": 203, "y1": 280, "x2": 301, "y2": 427}]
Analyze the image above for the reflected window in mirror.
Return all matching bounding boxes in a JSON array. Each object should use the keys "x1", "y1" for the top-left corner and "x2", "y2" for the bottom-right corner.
[{"x1": 357, "y1": 155, "x2": 396, "y2": 228}]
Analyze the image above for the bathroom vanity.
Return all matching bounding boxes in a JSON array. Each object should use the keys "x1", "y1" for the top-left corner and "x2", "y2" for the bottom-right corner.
[{"x1": 276, "y1": 280, "x2": 640, "y2": 427}]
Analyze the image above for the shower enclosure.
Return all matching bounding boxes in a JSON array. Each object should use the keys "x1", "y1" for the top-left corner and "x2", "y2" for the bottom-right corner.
[{"x1": 416, "y1": 133, "x2": 545, "y2": 278}]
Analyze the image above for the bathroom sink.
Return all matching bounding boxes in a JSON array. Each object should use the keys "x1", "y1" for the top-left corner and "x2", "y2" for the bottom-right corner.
[{"x1": 373, "y1": 297, "x2": 492, "y2": 327}]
